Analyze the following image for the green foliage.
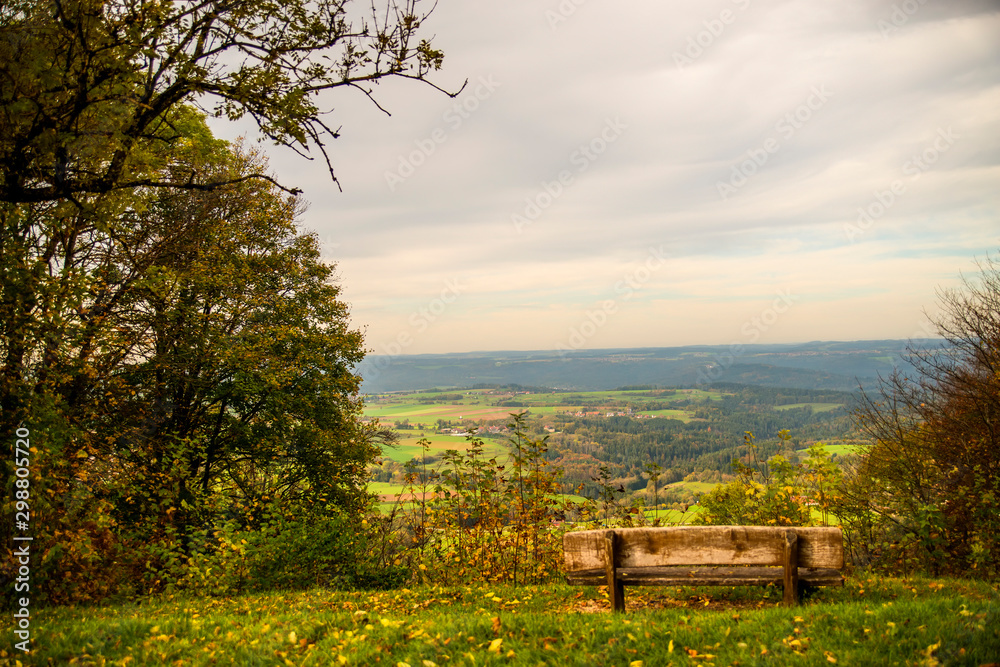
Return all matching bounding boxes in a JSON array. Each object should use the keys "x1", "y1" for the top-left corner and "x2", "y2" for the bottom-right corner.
[
  {"x1": 643, "y1": 462, "x2": 663, "y2": 526},
  {"x1": 378, "y1": 413, "x2": 573, "y2": 587},
  {"x1": 801, "y1": 441, "x2": 843, "y2": 526},
  {"x1": 0, "y1": 397, "x2": 122, "y2": 607},
  {"x1": 1, "y1": 124, "x2": 381, "y2": 607},
  {"x1": 100, "y1": 143, "x2": 375, "y2": 526},
  {"x1": 159, "y1": 499, "x2": 405, "y2": 596},
  {"x1": 696, "y1": 432, "x2": 839, "y2": 527}
]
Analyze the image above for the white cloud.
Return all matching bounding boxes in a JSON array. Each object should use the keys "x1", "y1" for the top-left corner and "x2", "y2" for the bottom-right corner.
[{"x1": 211, "y1": 0, "x2": 1000, "y2": 354}]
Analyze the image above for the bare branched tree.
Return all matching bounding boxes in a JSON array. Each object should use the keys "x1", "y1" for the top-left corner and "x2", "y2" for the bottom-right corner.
[{"x1": 842, "y1": 255, "x2": 1000, "y2": 575}]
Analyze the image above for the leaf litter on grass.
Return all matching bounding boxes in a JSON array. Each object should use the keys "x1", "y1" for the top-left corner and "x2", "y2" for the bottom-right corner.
[{"x1": 13, "y1": 577, "x2": 1000, "y2": 666}]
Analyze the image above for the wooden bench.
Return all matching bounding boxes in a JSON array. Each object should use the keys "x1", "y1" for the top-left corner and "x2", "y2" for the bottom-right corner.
[{"x1": 564, "y1": 526, "x2": 844, "y2": 611}]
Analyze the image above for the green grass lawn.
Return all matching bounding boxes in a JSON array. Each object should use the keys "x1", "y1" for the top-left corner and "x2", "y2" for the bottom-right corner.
[{"x1": 10, "y1": 574, "x2": 997, "y2": 665}]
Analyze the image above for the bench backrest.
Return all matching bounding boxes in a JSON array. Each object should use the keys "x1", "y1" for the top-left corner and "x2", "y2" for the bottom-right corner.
[{"x1": 564, "y1": 526, "x2": 844, "y2": 571}]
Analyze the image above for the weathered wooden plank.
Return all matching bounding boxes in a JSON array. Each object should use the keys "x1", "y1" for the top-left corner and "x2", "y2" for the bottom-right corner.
[
  {"x1": 782, "y1": 530, "x2": 799, "y2": 607},
  {"x1": 563, "y1": 526, "x2": 844, "y2": 572},
  {"x1": 604, "y1": 532, "x2": 625, "y2": 612},
  {"x1": 566, "y1": 566, "x2": 844, "y2": 587}
]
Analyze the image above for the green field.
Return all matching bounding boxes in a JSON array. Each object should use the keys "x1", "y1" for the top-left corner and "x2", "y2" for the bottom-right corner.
[
  {"x1": 774, "y1": 402, "x2": 843, "y2": 413},
  {"x1": 363, "y1": 403, "x2": 513, "y2": 423},
  {"x1": 642, "y1": 505, "x2": 703, "y2": 524},
  {"x1": 378, "y1": 434, "x2": 508, "y2": 464},
  {"x1": 815, "y1": 443, "x2": 862, "y2": 457},
  {"x1": 665, "y1": 480, "x2": 718, "y2": 495},
  {"x1": 636, "y1": 408, "x2": 692, "y2": 421}
]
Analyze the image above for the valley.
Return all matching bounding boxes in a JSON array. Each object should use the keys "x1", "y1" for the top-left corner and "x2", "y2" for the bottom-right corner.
[{"x1": 363, "y1": 383, "x2": 862, "y2": 511}]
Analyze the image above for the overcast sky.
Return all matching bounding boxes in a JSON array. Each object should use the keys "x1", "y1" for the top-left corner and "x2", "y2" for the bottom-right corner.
[{"x1": 212, "y1": 0, "x2": 1000, "y2": 356}]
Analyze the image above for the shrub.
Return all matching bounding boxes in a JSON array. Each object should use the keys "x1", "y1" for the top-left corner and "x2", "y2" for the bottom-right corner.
[
  {"x1": 154, "y1": 499, "x2": 405, "y2": 597},
  {"x1": 695, "y1": 432, "x2": 837, "y2": 527},
  {"x1": 837, "y1": 255, "x2": 1000, "y2": 578}
]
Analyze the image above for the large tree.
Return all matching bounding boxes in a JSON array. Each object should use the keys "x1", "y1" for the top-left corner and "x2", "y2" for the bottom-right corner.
[
  {"x1": 0, "y1": 0, "x2": 455, "y2": 204},
  {"x1": 103, "y1": 143, "x2": 378, "y2": 525},
  {"x1": 1, "y1": 120, "x2": 395, "y2": 603},
  {"x1": 840, "y1": 256, "x2": 1000, "y2": 576}
]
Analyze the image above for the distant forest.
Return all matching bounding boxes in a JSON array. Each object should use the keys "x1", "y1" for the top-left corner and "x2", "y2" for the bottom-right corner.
[{"x1": 357, "y1": 340, "x2": 922, "y2": 393}]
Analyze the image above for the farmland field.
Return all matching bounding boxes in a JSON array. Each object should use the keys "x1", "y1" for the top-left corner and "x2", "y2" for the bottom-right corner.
[
  {"x1": 635, "y1": 408, "x2": 692, "y2": 421},
  {"x1": 774, "y1": 402, "x2": 843, "y2": 412},
  {"x1": 361, "y1": 387, "x2": 714, "y2": 427},
  {"x1": 665, "y1": 480, "x2": 718, "y2": 495},
  {"x1": 814, "y1": 443, "x2": 862, "y2": 457},
  {"x1": 362, "y1": 403, "x2": 513, "y2": 423},
  {"x1": 378, "y1": 434, "x2": 508, "y2": 464}
]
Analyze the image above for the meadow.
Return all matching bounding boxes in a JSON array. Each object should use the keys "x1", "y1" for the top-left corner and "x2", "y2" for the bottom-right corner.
[
  {"x1": 377, "y1": 435, "x2": 509, "y2": 465},
  {"x1": 9, "y1": 574, "x2": 997, "y2": 665}
]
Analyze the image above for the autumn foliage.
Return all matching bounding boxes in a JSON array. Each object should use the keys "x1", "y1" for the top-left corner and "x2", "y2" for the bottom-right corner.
[{"x1": 835, "y1": 257, "x2": 1000, "y2": 577}]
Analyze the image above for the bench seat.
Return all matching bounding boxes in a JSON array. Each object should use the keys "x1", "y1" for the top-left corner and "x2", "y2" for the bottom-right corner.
[
  {"x1": 566, "y1": 565, "x2": 844, "y2": 587},
  {"x1": 563, "y1": 526, "x2": 845, "y2": 610}
]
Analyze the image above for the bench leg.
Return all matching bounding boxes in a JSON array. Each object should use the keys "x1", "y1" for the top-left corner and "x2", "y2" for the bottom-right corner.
[
  {"x1": 783, "y1": 530, "x2": 800, "y2": 607},
  {"x1": 604, "y1": 533, "x2": 625, "y2": 612}
]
